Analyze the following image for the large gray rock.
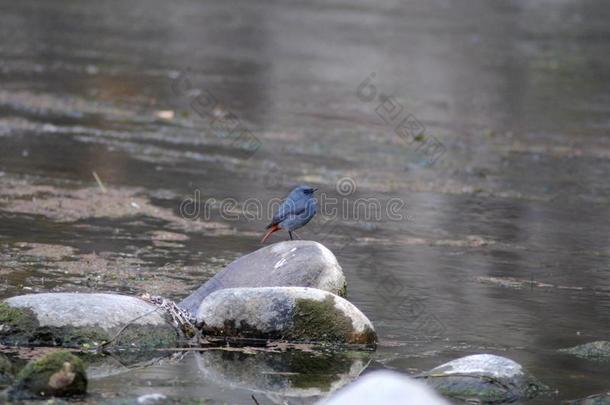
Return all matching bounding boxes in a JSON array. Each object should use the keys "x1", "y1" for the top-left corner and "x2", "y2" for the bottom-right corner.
[
  {"x1": 195, "y1": 350, "x2": 370, "y2": 400},
  {"x1": 196, "y1": 287, "x2": 376, "y2": 346},
  {"x1": 418, "y1": 354, "x2": 542, "y2": 402},
  {"x1": 559, "y1": 341, "x2": 610, "y2": 361},
  {"x1": 319, "y1": 370, "x2": 449, "y2": 405},
  {"x1": 179, "y1": 241, "x2": 347, "y2": 315},
  {"x1": 0, "y1": 293, "x2": 178, "y2": 349}
]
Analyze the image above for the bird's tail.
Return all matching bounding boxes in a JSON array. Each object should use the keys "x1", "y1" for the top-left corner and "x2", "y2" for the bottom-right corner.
[{"x1": 261, "y1": 224, "x2": 280, "y2": 244}]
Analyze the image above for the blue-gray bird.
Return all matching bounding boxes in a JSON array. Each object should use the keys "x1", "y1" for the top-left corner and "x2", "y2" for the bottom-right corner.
[{"x1": 261, "y1": 185, "x2": 318, "y2": 243}]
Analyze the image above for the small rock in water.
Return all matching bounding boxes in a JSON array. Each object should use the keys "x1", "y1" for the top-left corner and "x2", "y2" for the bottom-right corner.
[
  {"x1": 418, "y1": 354, "x2": 542, "y2": 402},
  {"x1": 180, "y1": 241, "x2": 347, "y2": 315},
  {"x1": 319, "y1": 370, "x2": 449, "y2": 405},
  {"x1": 196, "y1": 287, "x2": 376, "y2": 346},
  {"x1": 559, "y1": 341, "x2": 610, "y2": 361},
  {"x1": 0, "y1": 293, "x2": 178, "y2": 349},
  {"x1": 7, "y1": 351, "x2": 87, "y2": 399}
]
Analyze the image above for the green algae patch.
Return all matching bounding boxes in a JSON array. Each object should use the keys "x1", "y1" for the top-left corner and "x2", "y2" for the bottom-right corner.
[
  {"x1": 289, "y1": 296, "x2": 376, "y2": 346},
  {"x1": 290, "y1": 296, "x2": 352, "y2": 343},
  {"x1": 0, "y1": 302, "x2": 40, "y2": 346},
  {"x1": 8, "y1": 351, "x2": 87, "y2": 399}
]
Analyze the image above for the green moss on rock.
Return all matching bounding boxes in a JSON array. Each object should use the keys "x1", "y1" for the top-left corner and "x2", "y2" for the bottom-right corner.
[
  {"x1": 8, "y1": 351, "x2": 87, "y2": 399},
  {"x1": 289, "y1": 296, "x2": 375, "y2": 345},
  {"x1": 290, "y1": 296, "x2": 352, "y2": 343},
  {"x1": 0, "y1": 302, "x2": 40, "y2": 345}
]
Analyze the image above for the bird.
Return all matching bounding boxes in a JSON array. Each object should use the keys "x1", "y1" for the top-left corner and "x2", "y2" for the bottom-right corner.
[{"x1": 261, "y1": 185, "x2": 318, "y2": 243}]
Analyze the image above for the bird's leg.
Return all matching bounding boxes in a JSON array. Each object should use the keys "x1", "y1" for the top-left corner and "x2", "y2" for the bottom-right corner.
[
  {"x1": 291, "y1": 231, "x2": 302, "y2": 240},
  {"x1": 289, "y1": 231, "x2": 294, "y2": 240}
]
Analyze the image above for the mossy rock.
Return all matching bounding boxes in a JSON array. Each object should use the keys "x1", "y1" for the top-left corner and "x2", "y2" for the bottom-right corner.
[
  {"x1": 7, "y1": 351, "x2": 87, "y2": 399},
  {"x1": 1, "y1": 294, "x2": 180, "y2": 350},
  {"x1": 0, "y1": 302, "x2": 39, "y2": 342},
  {"x1": 418, "y1": 354, "x2": 542, "y2": 403},
  {"x1": 196, "y1": 287, "x2": 376, "y2": 347}
]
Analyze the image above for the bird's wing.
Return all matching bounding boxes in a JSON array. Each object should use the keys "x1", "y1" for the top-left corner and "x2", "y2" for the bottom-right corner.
[{"x1": 269, "y1": 196, "x2": 308, "y2": 226}]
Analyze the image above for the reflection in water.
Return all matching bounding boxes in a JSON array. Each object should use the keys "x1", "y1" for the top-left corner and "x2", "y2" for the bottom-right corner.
[
  {"x1": 195, "y1": 350, "x2": 370, "y2": 403},
  {"x1": 85, "y1": 350, "x2": 369, "y2": 404}
]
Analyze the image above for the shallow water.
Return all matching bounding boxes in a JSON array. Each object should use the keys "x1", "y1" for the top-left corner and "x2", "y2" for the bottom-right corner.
[{"x1": 1, "y1": 0, "x2": 609, "y2": 403}]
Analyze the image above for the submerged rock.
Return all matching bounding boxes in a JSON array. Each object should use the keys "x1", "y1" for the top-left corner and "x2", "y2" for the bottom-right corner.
[
  {"x1": 0, "y1": 293, "x2": 178, "y2": 349},
  {"x1": 418, "y1": 354, "x2": 541, "y2": 402},
  {"x1": 565, "y1": 392, "x2": 610, "y2": 404},
  {"x1": 559, "y1": 341, "x2": 610, "y2": 361},
  {"x1": 196, "y1": 350, "x2": 370, "y2": 399},
  {"x1": 180, "y1": 241, "x2": 347, "y2": 315},
  {"x1": 320, "y1": 370, "x2": 449, "y2": 405},
  {"x1": 196, "y1": 287, "x2": 376, "y2": 346},
  {"x1": 7, "y1": 351, "x2": 87, "y2": 399}
]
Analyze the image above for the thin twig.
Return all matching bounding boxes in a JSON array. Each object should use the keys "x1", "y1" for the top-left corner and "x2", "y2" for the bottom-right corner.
[
  {"x1": 98, "y1": 307, "x2": 161, "y2": 350},
  {"x1": 92, "y1": 171, "x2": 107, "y2": 193}
]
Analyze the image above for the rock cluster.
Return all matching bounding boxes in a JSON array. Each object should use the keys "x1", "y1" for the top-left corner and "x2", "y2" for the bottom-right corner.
[
  {"x1": 1, "y1": 242, "x2": 369, "y2": 349},
  {"x1": 0, "y1": 241, "x2": 554, "y2": 403}
]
